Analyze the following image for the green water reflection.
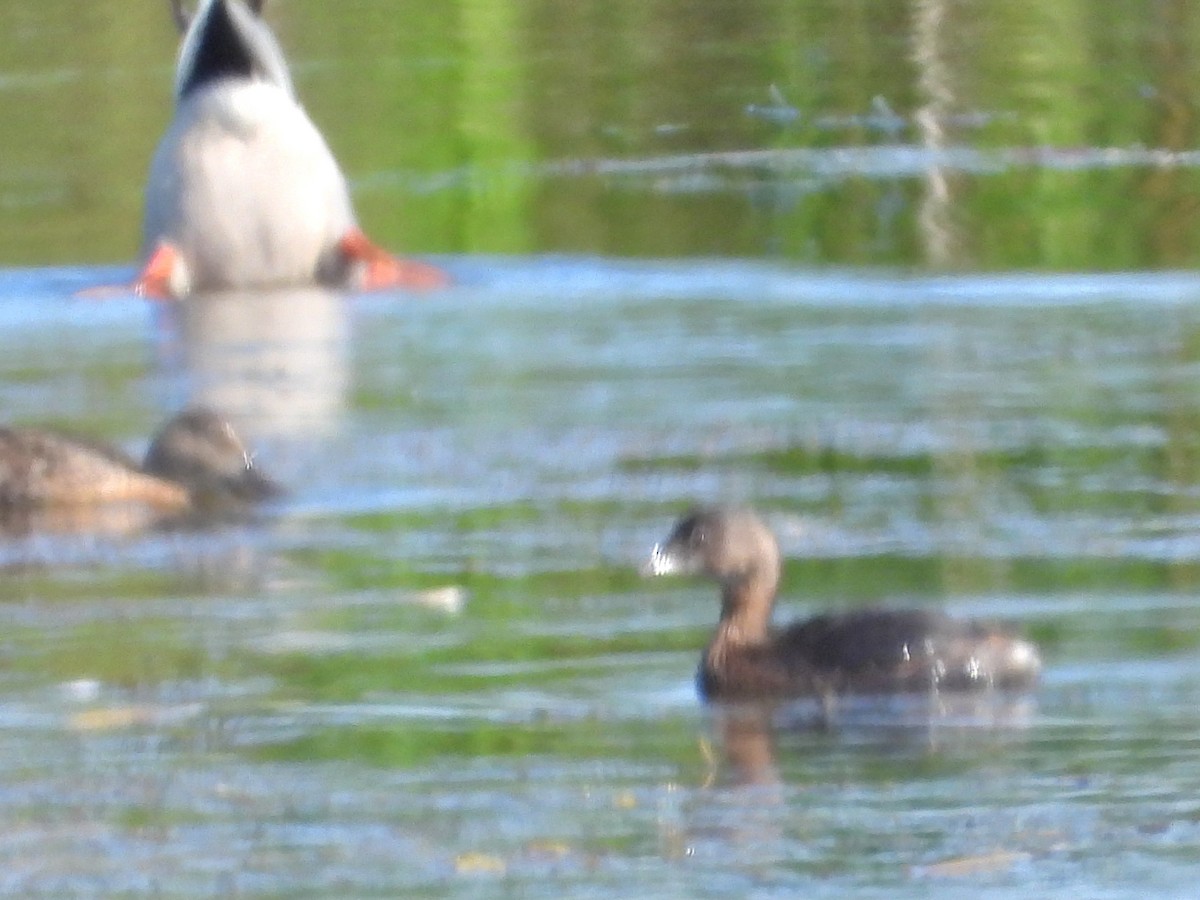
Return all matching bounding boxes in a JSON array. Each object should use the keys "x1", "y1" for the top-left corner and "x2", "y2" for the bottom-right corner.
[
  {"x1": 3, "y1": 0, "x2": 1200, "y2": 268},
  {"x1": 2, "y1": 0, "x2": 1200, "y2": 894}
]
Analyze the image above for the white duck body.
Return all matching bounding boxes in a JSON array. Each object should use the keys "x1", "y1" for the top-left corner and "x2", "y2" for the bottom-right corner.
[{"x1": 142, "y1": 0, "x2": 358, "y2": 293}]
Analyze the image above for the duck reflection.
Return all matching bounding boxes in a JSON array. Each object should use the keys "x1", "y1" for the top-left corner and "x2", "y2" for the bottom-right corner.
[
  {"x1": 707, "y1": 693, "x2": 1037, "y2": 789},
  {"x1": 157, "y1": 286, "x2": 350, "y2": 442},
  {"x1": 710, "y1": 704, "x2": 783, "y2": 789}
]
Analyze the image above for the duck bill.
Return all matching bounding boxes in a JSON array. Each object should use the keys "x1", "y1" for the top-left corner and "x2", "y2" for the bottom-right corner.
[
  {"x1": 641, "y1": 542, "x2": 691, "y2": 577},
  {"x1": 188, "y1": 463, "x2": 283, "y2": 508},
  {"x1": 226, "y1": 464, "x2": 284, "y2": 502}
]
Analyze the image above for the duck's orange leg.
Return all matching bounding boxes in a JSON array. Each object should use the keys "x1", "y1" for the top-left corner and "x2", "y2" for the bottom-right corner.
[
  {"x1": 133, "y1": 242, "x2": 185, "y2": 299},
  {"x1": 75, "y1": 242, "x2": 184, "y2": 301},
  {"x1": 339, "y1": 228, "x2": 448, "y2": 291}
]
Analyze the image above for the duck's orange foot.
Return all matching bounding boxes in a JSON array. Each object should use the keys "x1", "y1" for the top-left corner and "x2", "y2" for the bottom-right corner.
[
  {"x1": 133, "y1": 242, "x2": 187, "y2": 299},
  {"x1": 339, "y1": 228, "x2": 449, "y2": 292},
  {"x1": 77, "y1": 243, "x2": 185, "y2": 301}
]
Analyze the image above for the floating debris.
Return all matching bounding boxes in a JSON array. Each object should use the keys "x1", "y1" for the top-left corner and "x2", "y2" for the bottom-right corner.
[
  {"x1": 455, "y1": 852, "x2": 507, "y2": 876},
  {"x1": 745, "y1": 84, "x2": 802, "y2": 126},
  {"x1": 912, "y1": 849, "x2": 1032, "y2": 878}
]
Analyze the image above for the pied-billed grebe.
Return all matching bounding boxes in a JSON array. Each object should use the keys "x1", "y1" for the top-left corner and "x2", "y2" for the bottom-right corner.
[
  {"x1": 133, "y1": 0, "x2": 446, "y2": 297},
  {"x1": 645, "y1": 506, "x2": 1041, "y2": 702},
  {"x1": 0, "y1": 407, "x2": 279, "y2": 512}
]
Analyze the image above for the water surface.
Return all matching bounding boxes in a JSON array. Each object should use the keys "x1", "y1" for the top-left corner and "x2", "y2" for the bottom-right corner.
[{"x1": 0, "y1": 0, "x2": 1199, "y2": 896}]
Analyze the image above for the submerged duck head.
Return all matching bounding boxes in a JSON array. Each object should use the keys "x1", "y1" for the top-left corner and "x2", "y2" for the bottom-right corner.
[
  {"x1": 130, "y1": 0, "x2": 448, "y2": 297},
  {"x1": 172, "y1": 0, "x2": 293, "y2": 100},
  {"x1": 144, "y1": 407, "x2": 281, "y2": 504}
]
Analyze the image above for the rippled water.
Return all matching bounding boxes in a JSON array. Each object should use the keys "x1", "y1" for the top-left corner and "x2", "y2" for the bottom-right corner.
[
  {"x1": 0, "y1": 264, "x2": 1197, "y2": 896},
  {"x1": 2, "y1": 0, "x2": 1200, "y2": 895}
]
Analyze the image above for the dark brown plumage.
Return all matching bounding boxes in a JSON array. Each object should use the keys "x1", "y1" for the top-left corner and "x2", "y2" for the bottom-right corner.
[{"x1": 646, "y1": 506, "x2": 1041, "y2": 702}]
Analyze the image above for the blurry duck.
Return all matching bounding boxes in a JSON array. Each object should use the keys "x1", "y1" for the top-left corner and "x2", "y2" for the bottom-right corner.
[
  {"x1": 135, "y1": 0, "x2": 446, "y2": 298},
  {"x1": 645, "y1": 506, "x2": 1041, "y2": 703},
  {"x1": 0, "y1": 407, "x2": 279, "y2": 517}
]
